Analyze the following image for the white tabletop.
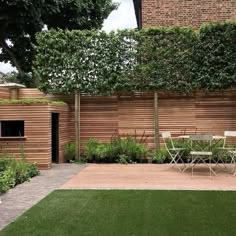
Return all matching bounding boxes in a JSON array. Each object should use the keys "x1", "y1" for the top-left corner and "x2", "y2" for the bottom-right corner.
[{"x1": 178, "y1": 135, "x2": 225, "y2": 140}]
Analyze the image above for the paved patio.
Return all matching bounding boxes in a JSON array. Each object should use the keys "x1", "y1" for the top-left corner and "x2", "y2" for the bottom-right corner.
[
  {"x1": 62, "y1": 164, "x2": 236, "y2": 190},
  {"x1": 0, "y1": 164, "x2": 85, "y2": 231}
]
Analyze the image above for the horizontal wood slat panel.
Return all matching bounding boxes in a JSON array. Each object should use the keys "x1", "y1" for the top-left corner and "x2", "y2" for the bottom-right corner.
[
  {"x1": 0, "y1": 104, "x2": 51, "y2": 168},
  {"x1": 2, "y1": 87, "x2": 236, "y2": 168},
  {"x1": 0, "y1": 103, "x2": 69, "y2": 169},
  {"x1": 18, "y1": 89, "x2": 46, "y2": 99},
  {"x1": 0, "y1": 88, "x2": 10, "y2": 99},
  {"x1": 159, "y1": 97, "x2": 196, "y2": 139},
  {"x1": 118, "y1": 96, "x2": 155, "y2": 149},
  {"x1": 79, "y1": 96, "x2": 118, "y2": 149},
  {"x1": 196, "y1": 97, "x2": 236, "y2": 136}
]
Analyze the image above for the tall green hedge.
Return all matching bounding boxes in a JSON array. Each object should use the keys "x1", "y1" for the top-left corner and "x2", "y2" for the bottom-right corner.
[
  {"x1": 193, "y1": 23, "x2": 236, "y2": 91},
  {"x1": 34, "y1": 23, "x2": 236, "y2": 94},
  {"x1": 34, "y1": 29, "x2": 136, "y2": 94},
  {"x1": 134, "y1": 27, "x2": 196, "y2": 93}
]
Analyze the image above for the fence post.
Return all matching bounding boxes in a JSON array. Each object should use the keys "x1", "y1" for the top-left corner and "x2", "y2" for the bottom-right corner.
[
  {"x1": 154, "y1": 91, "x2": 160, "y2": 149},
  {"x1": 75, "y1": 91, "x2": 80, "y2": 160}
]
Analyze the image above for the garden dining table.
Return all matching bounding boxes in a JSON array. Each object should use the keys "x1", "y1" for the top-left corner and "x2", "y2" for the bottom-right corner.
[{"x1": 177, "y1": 135, "x2": 226, "y2": 176}]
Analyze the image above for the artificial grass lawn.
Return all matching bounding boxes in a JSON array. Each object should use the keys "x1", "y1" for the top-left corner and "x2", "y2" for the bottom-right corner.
[{"x1": 1, "y1": 190, "x2": 236, "y2": 236}]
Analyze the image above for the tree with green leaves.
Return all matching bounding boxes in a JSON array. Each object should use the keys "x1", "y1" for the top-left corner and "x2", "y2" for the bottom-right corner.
[{"x1": 0, "y1": 0, "x2": 117, "y2": 87}]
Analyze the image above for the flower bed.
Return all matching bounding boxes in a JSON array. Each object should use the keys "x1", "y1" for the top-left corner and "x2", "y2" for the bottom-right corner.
[{"x1": 0, "y1": 156, "x2": 40, "y2": 193}]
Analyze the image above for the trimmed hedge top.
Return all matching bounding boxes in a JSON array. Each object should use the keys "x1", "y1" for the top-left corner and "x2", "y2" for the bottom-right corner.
[{"x1": 0, "y1": 99, "x2": 65, "y2": 105}]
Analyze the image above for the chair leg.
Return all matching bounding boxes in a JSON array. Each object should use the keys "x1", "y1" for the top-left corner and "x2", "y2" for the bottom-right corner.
[
  {"x1": 169, "y1": 152, "x2": 183, "y2": 172},
  {"x1": 191, "y1": 156, "x2": 196, "y2": 178},
  {"x1": 191, "y1": 156, "x2": 216, "y2": 178},
  {"x1": 176, "y1": 151, "x2": 186, "y2": 170},
  {"x1": 210, "y1": 157, "x2": 212, "y2": 179},
  {"x1": 231, "y1": 156, "x2": 236, "y2": 176}
]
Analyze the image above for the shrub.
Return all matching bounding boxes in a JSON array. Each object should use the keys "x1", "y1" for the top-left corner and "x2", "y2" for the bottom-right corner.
[
  {"x1": 84, "y1": 138, "x2": 99, "y2": 161},
  {"x1": 64, "y1": 143, "x2": 76, "y2": 162},
  {"x1": 0, "y1": 167, "x2": 16, "y2": 193},
  {"x1": 0, "y1": 157, "x2": 13, "y2": 172},
  {"x1": 25, "y1": 163, "x2": 40, "y2": 178},
  {"x1": 94, "y1": 143, "x2": 110, "y2": 162},
  {"x1": 110, "y1": 136, "x2": 148, "y2": 162},
  {"x1": 10, "y1": 160, "x2": 30, "y2": 184},
  {"x1": 153, "y1": 148, "x2": 168, "y2": 163},
  {"x1": 84, "y1": 136, "x2": 149, "y2": 163},
  {"x1": 117, "y1": 154, "x2": 130, "y2": 164},
  {"x1": 9, "y1": 160, "x2": 40, "y2": 185},
  {"x1": 0, "y1": 157, "x2": 40, "y2": 193}
]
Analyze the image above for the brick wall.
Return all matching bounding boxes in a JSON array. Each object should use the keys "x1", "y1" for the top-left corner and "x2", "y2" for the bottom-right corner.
[{"x1": 142, "y1": 0, "x2": 236, "y2": 28}]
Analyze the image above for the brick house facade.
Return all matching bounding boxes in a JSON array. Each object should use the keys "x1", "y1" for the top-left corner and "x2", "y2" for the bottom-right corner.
[{"x1": 133, "y1": 0, "x2": 236, "y2": 28}]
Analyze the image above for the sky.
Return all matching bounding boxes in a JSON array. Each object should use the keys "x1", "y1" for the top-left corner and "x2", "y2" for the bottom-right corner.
[{"x1": 0, "y1": 0, "x2": 137, "y2": 74}]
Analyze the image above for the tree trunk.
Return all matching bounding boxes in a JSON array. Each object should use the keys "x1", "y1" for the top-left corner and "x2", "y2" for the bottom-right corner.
[
  {"x1": 154, "y1": 91, "x2": 160, "y2": 149},
  {"x1": 0, "y1": 38, "x2": 24, "y2": 76},
  {"x1": 75, "y1": 91, "x2": 80, "y2": 160}
]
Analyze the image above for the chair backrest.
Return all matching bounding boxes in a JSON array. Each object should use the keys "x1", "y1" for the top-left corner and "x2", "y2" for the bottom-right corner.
[
  {"x1": 161, "y1": 131, "x2": 174, "y2": 150},
  {"x1": 190, "y1": 134, "x2": 213, "y2": 151},
  {"x1": 162, "y1": 132, "x2": 171, "y2": 139},
  {"x1": 223, "y1": 131, "x2": 236, "y2": 148}
]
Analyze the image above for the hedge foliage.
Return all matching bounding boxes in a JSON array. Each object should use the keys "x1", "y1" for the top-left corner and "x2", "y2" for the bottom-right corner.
[
  {"x1": 193, "y1": 23, "x2": 236, "y2": 91},
  {"x1": 34, "y1": 23, "x2": 236, "y2": 94},
  {"x1": 0, "y1": 99, "x2": 65, "y2": 105},
  {"x1": 35, "y1": 29, "x2": 136, "y2": 94},
  {"x1": 135, "y1": 27, "x2": 196, "y2": 93}
]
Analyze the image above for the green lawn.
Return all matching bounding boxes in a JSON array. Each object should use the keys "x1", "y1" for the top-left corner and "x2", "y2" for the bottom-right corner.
[{"x1": 1, "y1": 190, "x2": 236, "y2": 236}]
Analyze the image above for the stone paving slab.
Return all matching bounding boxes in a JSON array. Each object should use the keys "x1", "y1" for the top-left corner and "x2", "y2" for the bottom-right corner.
[
  {"x1": 0, "y1": 164, "x2": 86, "y2": 231},
  {"x1": 62, "y1": 164, "x2": 236, "y2": 190}
]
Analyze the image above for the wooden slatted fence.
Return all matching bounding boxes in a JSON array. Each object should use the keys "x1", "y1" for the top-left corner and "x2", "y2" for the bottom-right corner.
[{"x1": 1, "y1": 88, "x2": 236, "y2": 168}]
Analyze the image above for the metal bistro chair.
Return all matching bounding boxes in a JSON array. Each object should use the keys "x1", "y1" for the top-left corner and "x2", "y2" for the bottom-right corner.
[
  {"x1": 217, "y1": 131, "x2": 236, "y2": 176},
  {"x1": 162, "y1": 132, "x2": 186, "y2": 172},
  {"x1": 190, "y1": 134, "x2": 216, "y2": 178}
]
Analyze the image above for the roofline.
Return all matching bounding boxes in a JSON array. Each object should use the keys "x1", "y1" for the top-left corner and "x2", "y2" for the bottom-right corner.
[
  {"x1": 0, "y1": 83, "x2": 26, "y2": 88},
  {"x1": 133, "y1": 0, "x2": 142, "y2": 29}
]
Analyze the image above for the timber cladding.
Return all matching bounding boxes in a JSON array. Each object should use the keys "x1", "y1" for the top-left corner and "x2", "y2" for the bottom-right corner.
[
  {"x1": 1, "y1": 88, "x2": 236, "y2": 168},
  {"x1": 0, "y1": 102, "x2": 69, "y2": 169},
  {"x1": 18, "y1": 88, "x2": 45, "y2": 99},
  {"x1": 142, "y1": 0, "x2": 236, "y2": 28},
  {"x1": 158, "y1": 90, "x2": 236, "y2": 143},
  {"x1": 0, "y1": 88, "x2": 10, "y2": 99},
  {"x1": 78, "y1": 94, "x2": 155, "y2": 151}
]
